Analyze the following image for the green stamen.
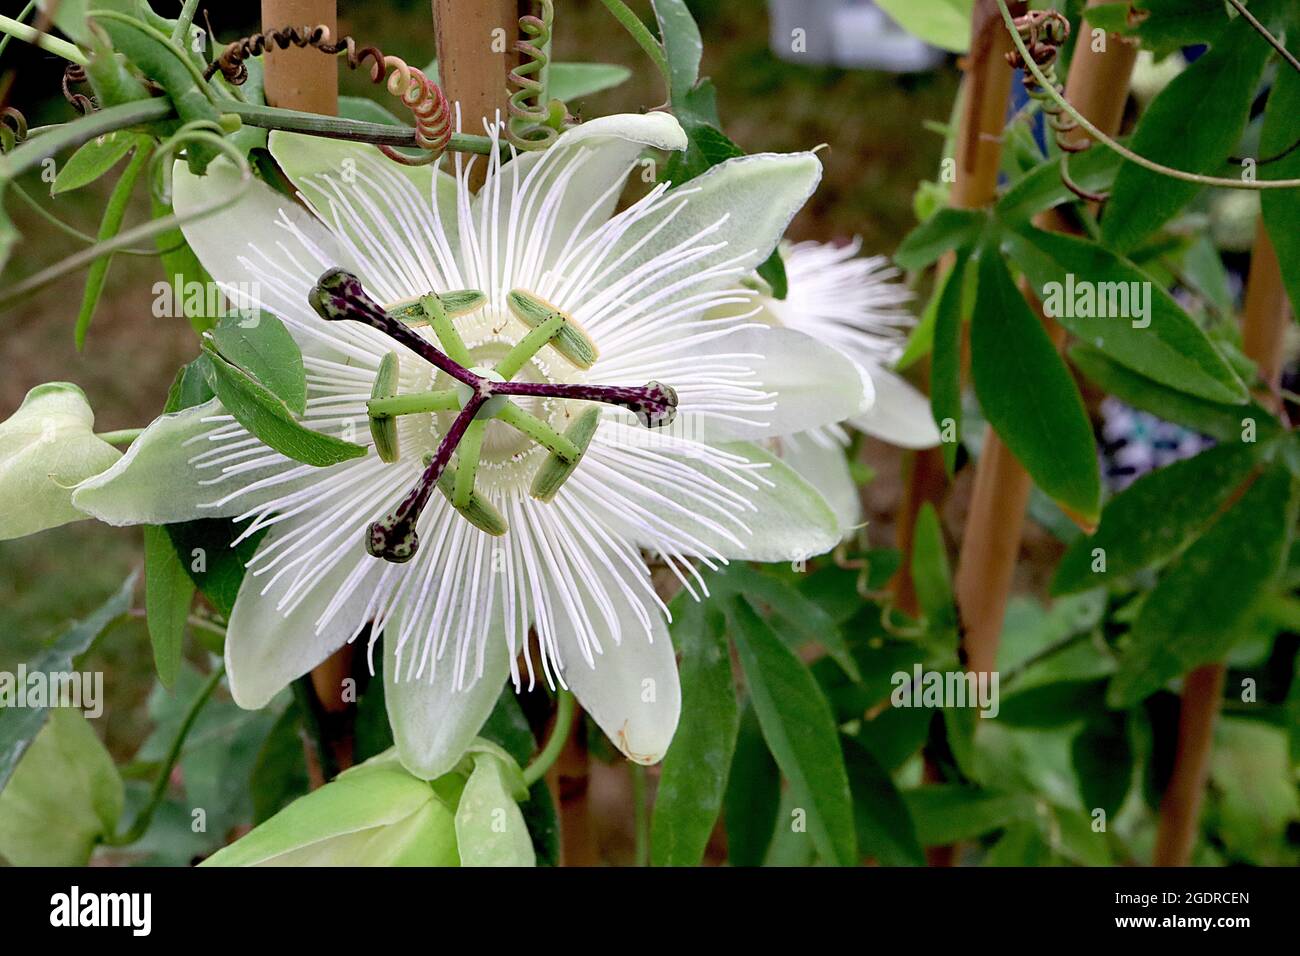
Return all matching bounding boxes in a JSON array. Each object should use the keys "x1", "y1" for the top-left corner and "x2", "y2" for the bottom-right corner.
[
  {"x1": 367, "y1": 387, "x2": 461, "y2": 418},
  {"x1": 531, "y1": 407, "x2": 601, "y2": 502},
  {"x1": 495, "y1": 310, "x2": 567, "y2": 379},
  {"x1": 453, "y1": 420, "x2": 487, "y2": 508},
  {"x1": 424, "y1": 293, "x2": 475, "y2": 367},
  {"x1": 507, "y1": 289, "x2": 598, "y2": 369},
  {"x1": 368, "y1": 352, "x2": 402, "y2": 463}
]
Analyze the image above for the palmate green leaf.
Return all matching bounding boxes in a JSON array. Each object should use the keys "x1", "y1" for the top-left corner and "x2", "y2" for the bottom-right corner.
[
  {"x1": 652, "y1": 600, "x2": 738, "y2": 867},
  {"x1": 142, "y1": 524, "x2": 194, "y2": 689},
  {"x1": 1053, "y1": 442, "x2": 1258, "y2": 595},
  {"x1": 894, "y1": 207, "x2": 986, "y2": 271},
  {"x1": 874, "y1": 0, "x2": 973, "y2": 53},
  {"x1": 0, "y1": 572, "x2": 133, "y2": 791},
  {"x1": 1069, "y1": 344, "x2": 1282, "y2": 444},
  {"x1": 210, "y1": 312, "x2": 307, "y2": 414},
  {"x1": 51, "y1": 131, "x2": 136, "y2": 195},
  {"x1": 723, "y1": 702, "x2": 779, "y2": 867},
  {"x1": 843, "y1": 738, "x2": 924, "y2": 866},
  {"x1": 1259, "y1": 39, "x2": 1300, "y2": 319},
  {"x1": 1109, "y1": 464, "x2": 1299, "y2": 707},
  {"x1": 970, "y1": 243, "x2": 1100, "y2": 522},
  {"x1": 201, "y1": 344, "x2": 367, "y2": 468},
  {"x1": 1004, "y1": 225, "x2": 1247, "y2": 403},
  {"x1": 930, "y1": 251, "x2": 970, "y2": 474},
  {"x1": 729, "y1": 596, "x2": 857, "y2": 866},
  {"x1": 0, "y1": 708, "x2": 123, "y2": 866},
  {"x1": 1101, "y1": 15, "x2": 1271, "y2": 252}
]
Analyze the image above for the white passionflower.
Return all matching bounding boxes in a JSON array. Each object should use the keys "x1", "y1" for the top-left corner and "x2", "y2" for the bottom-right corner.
[
  {"x1": 748, "y1": 239, "x2": 941, "y2": 531},
  {"x1": 73, "y1": 114, "x2": 871, "y2": 777}
]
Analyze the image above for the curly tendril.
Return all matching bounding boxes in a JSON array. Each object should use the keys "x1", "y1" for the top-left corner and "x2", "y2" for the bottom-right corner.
[
  {"x1": 507, "y1": 0, "x2": 563, "y2": 151},
  {"x1": 205, "y1": 25, "x2": 453, "y2": 165}
]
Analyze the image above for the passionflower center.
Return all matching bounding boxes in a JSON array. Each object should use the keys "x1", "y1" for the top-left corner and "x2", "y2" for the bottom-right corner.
[{"x1": 308, "y1": 268, "x2": 679, "y2": 563}]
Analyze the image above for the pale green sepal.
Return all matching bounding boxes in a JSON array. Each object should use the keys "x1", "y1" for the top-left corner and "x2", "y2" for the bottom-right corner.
[{"x1": 454, "y1": 751, "x2": 535, "y2": 867}]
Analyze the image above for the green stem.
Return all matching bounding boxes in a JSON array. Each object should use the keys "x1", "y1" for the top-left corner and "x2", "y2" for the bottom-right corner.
[
  {"x1": 595, "y1": 0, "x2": 670, "y2": 98},
  {"x1": 102, "y1": 663, "x2": 226, "y2": 847},
  {"x1": 453, "y1": 419, "x2": 487, "y2": 507},
  {"x1": 1225, "y1": 0, "x2": 1300, "y2": 75},
  {"x1": 496, "y1": 312, "x2": 565, "y2": 379},
  {"x1": 221, "y1": 100, "x2": 498, "y2": 154},
  {"x1": 367, "y1": 387, "x2": 461, "y2": 417},
  {"x1": 10, "y1": 180, "x2": 160, "y2": 255},
  {"x1": 522, "y1": 689, "x2": 574, "y2": 787},
  {"x1": 997, "y1": 0, "x2": 1300, "y2": 190},
  {"x1": 0, "y1": 13, "x2": 87, "y2": 65},
  {"x1": 172, "y1": 0, "x2": 203, "y2": 45},
  {"x1": 0, "y1": 98, "x2": 171, "y2": 181},
  {"x1": 0, "y1": 1, "x2": 37, "y2": 61},
  {"x1": 96, "y1": 427, "x2": 143, "y2": 445},
  {"x1": 631, "y1": 762, "x2": 649, "y2": 866}
]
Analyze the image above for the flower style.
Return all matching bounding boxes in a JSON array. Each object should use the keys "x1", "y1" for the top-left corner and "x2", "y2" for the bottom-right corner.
[
  {"x1": 744, "y1": 239, "x2": 941, "y2": 531},
  {"x1": 72, "y1": 114, "x2": 873, "y2": 777}
]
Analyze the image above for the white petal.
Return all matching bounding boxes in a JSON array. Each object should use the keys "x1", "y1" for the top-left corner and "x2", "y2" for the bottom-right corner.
[
  {"x1": 384, "y1": 592, "x2": 512, "y2": 780},
  {"x1": 685, "y1": 326, "x2": 873, "y2": 441},
  {"x1": 778, "y1": 431, "x2": 862, "y2": 535},
  {"x1": 224, "y1": 520, "x2": 383, "y2": 709},
  {"x1": 851, "y1": 362, "x2": 941, "y2": 449},
  {"x1": 557, "y1": 557, "x2": 680, "y2": 765}
]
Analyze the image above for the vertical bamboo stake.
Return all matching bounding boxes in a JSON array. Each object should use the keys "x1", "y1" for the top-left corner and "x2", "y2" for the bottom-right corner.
[
  {"x1": 953, "y1": 4, "x2": 1136, "y2": 677},
  {"x1": 1154, "y1": 222, "x2": 1290, "y2": 866},
  {"x1": 432, "y1": 0, "x2": 517, "y2": 189},
  {"x1": 261, "y1": 0, "x2": 355, "y2": 773},
  {"x1": 262, "y1": 0, "x2": 338, "y2": 116},
  {"x1": 893, "y1": 0, "x2": 1024, "y2": 615}
]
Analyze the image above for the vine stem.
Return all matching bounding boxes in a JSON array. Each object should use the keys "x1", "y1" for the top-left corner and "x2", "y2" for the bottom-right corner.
[
  {"x1": 1154, "y1": 220, "x2": 1290, "y2": 866},
  {"x1": 596, "y1": 0, "x2": 670, "y2": 99},
  {"x1": 102, "y1": 663, "x2": 226, "y2": 846},
  {"x1": 0, "y1": 14, "x2": 86, "y2": 65},
  {"x1": 1225, "y1": 0, "x2": 1300, "y2": 75},
  {"x1": 995, "y1": 0, "x2": 1300, "y2": 190},
  {"x1": 522, "y1": 689, "x2": 574, "y2": 786}
]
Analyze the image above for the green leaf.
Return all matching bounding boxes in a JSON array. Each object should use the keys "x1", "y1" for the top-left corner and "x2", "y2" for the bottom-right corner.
[
  {"x1": 0, "y1": 572, "x2": 133, "y2": 790},
  {"x1": 756, "y1": 247, "x2": 788, "y2": 300},
  {"x1": 723, "y1": 702, "x2": 779, "y2": 866},
  {"x1": 249, "y1": 702, "x2": 310, "y2": 824},
  {"x1": 210, "y1": 312, "x2": 307, "y2": 414},
  {"x1": 998, "y1": 678, "x2": 1108, "y2": 728},
  {"x1": 995, "y1": 145, "x2": 1125, "y2": 222},
  {"x1": 874, "y1": 0, "x2": 973, "y2": 53},
  {"x1": 0, "y1": 382, "x2": 122, "y2": 540},
  {"x1": 1207, "y1": 718, "x2": 1300, "y2": 866},
  {"x1": 1053, "y1": 442, "x2": 1258, "y2": 594},
  {"x1": 930, "y1": 251, "x2": 969, "y2": 474},
  {"x1": 151, "y1": 194, "x2": 218, "y2": 335},
  {"x1": 1259, "y1": 40, "x2": 1300, "y2": 318},
  {"x1": 730, "y1": 596, "x2": 857, "y2": 866},
  {"x1": 1069, "y1": 344, "x2": 1281, "y2": 444},
  {"x1": 75, "y1": 135, "x2": 152, "y2": 349},
  {"x1": 1004, "y1": 225, "x2": 1247, "y2": 403},
  {"x1": 902, "y1": 785, "x2": 1031, "y2": 845},
  {"x1": 910, "y1": 502, "x2": 955, "y2": 637},
  {"x1": 51, "y1": 131, "x2": 136, "y2": 194},
  {"x1": 142, "y1": 524, "x2": 193, "y2": 689},
  {"x1": 1101, "y1": 16, "x2": 1271, "y2": 251},
  {"x1": 970, "y1": 244, "x2": 1100, "y2": 521},
  {"x1": 0, "y1": 708, "x2": 123, "y2": 865},
  {"x1": 652, "y1": 601, "x2": 739, "y2": 866},
  {"x1": 652, "y1": 0, "x2": 702, "y2": 104},
  {"x1": 548, "y1": 62, "x2": 633, "y2": 101},
  {"x1": 894, "y1": 207, "x2": 986, "y2": 271},
  {"x1": 201, "y1": 343, "x2": 367, "y2": 467},
  {"x1": 844, "y1": 737, "x2": 924, "y2": 866},
  {"x1": 1073, "y1": 713, "x2": 1132, "y2": 818},
  {"x1": 1109, "y1": 464, "x2": 1299, "y2": 706},
  {"x1": 454, "y1": 752, "x2": 535, "y2": 867}
]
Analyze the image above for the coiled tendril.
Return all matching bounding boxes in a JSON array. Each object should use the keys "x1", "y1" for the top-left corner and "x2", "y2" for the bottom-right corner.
[
  {"x1": 205, "y1": 25, "x2": 452, "y2": 165},
  {"x1": 62, "y1": 64, "x2": 96, "y2": 115},
  {"x1": 1005, "y1": 9, "x2": 1106, "y2": 203},
  {"x1": 507, "y1": 0, "x2": 564, "y2": 151}
]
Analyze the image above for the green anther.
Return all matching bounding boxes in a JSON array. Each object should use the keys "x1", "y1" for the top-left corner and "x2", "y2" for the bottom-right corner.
[
  {"x1": 387, "y1": 298, "x2": 428, "y2": 327},
  {"x1": 507, "y1": 289, "x2": 598, "y2": 369},
  {"x1": 422, "y1": 294, "x2": 474, "y2": 367},
  {"x1": 530, "y1": 407, "x2": 601, "y2": 502},
  {"x1": 453, "y1": 420, "x2": 487, "y2": 508},
  {"x1": 367, "y1": 388, "x2": 461, "y2": 418},
  {"x1": 368, "y1": 351, "x2": 402, "y2": 463},
  {"x1": 429, "y1": 457, "x2": 509, "y2": 536},
  {"x1": 498, "y1": 402, "x2": 581, "y2": 462},
  {"x1": 495, "y1": 311, "x2": 567, "y2": 380},
  {"x1": 439, "y1": 290, "x2": 488, "y2": 316}
]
